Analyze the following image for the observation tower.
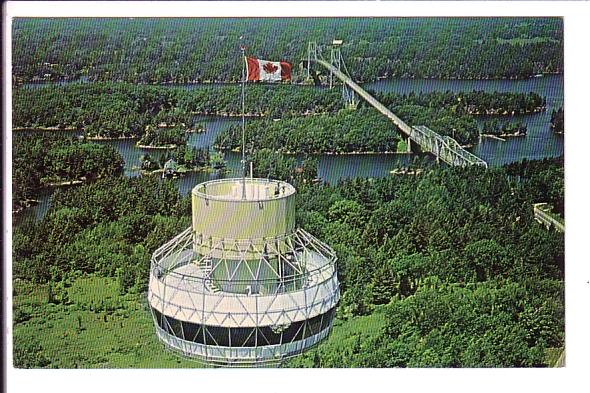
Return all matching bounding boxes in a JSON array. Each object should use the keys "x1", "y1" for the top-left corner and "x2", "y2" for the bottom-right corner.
[{"x1": 147, "y1": 178, "x2": 340, "y2": 366}]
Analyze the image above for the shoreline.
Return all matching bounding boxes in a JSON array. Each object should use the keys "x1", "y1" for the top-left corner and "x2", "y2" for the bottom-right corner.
[
  {"x1": 141, "y1": 165, "x2": 222, "y2": 176},
  {"x1": 318, "y1": 150, "x2": 406, "y2": 156},
  {"x1": 12, "y1": 179, "x2": 86, "y2": 215},
  {"x1": 481, "y1": 134, "x2": 506, "y2": 142},
  {"x1": 481, "y1": 133, "x2": 526, "y2": 141},
  {"x1": 499, "y1": 133, "x2": 526, "y2": 138},
  {"x1": 12, "y1": 198, "x2": 40, "y2": 215},
  {"x1": 13, "y1": 126, "x2": 80, "y2": 132},
  {"x1": 16, "y1": 72, "x2": 563, "y2": 87},
  {"x1": 221, "y1": 147, "x2": 408, "y2": 156},
  {"x1": 192, "y1": 111, "x2": 265, "y2": 118},
  {"x1": 86, "y1": 135, "x2": 138, "y2": 141},
  {"x1": 45, "y1": 179, "x2": 84, "y2": 187},
  {"x1": 152, "y1": 123, "x2": 206, "y2": 133},
  {"x1": 469, "y1": 106, "x2": 545, "y2": 116},
  {"x1": 136, "y1": 143, "x2": 178, "y2": 150},
  {"x1": 16, "y1": 128, "x2": 203, "y2": 140},
  {"x1": 390, "y1": 168, "x2": 424, "y2": 176}
]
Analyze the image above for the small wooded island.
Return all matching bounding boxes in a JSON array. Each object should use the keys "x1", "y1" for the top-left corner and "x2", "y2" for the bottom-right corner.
[
  {"x1": 135, "y1": 124, "x2": 205, "y2": 149},
  {"x1": 12, "y1": 135, "x2": 124, "y2": 214},
  {"x1": 482, "y1": 119, "x2": 528, "y2": 139}
]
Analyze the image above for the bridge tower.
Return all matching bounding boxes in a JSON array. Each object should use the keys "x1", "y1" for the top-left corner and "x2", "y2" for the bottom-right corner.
[
  {"x1": 329, "y1": 39, "x2": 357, "y2": 109},
  {"x1": 306, "y1": 41, "x2": 320, "y2": 80},
  {"x1": 304, "y1": 41, "x2": 323, "y2": 86}
]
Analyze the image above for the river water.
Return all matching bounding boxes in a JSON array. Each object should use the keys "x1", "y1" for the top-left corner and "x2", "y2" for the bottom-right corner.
[
  {"x1": 364, "y1": 75, "x2": 564, "y2": 166},
  {"x1": 14, "y1": 75, "x2": 563, "y2": 223}
]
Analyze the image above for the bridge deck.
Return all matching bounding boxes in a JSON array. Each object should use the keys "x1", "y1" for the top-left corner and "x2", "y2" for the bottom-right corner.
[
  {"x1": 314, "y1": 58, "x2": 487, "y2": 168},
  {"x1": 533, "y1": 203, "x2": 565, "y2": 233}
]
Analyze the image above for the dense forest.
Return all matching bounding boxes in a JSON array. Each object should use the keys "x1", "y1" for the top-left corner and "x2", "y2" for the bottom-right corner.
[
  {"x1": 12, "y1": 83, "x2": 342, "y2": 138},
  {"x1": 11, "y1": 15, "x2": 565, "y2": 370},
  {"x1": 13, "y1": 18, "x2": 563, "y2": 83},
  {"x1": 373, "y1": 90, "x2": 546, "y2": 116},
  {"x1": 392, "y1": 104, "x2": 480, "y2": 145},
  {"x1": 137, "y1": 125, "x2": 187, "y2": 148},
  {"x1": 12, "y1": 157, "x2": 564, "y2": 367},
  {"x1": 284, "y1": 156, "x2": 564, "y2": 367},
  {"x1": 504, "y1": 158, "x2": 564, "y2": 216},
  {"x1": 215, "y1": 107, "x2": 401, "y2": 154},
  {"x1": 12, "y1": 134, "x2": 124, "y2": 212},
  {"x1": 249, "y1": 148, "x2": 318, "y2": 184},
  {"x1": 13, "y1": 176, "x2": 188, "y2": 284},
  {"x1": 13, "y1": 81, "x2": 550, "y2": 148},
  {"x1": 214, "y1": 91, "x2": 546, "y2": 150}
]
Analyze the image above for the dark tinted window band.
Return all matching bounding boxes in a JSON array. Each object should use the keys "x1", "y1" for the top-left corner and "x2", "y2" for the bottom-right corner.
[{"x1": 152, "y1": 307, "x2": 335, "y2": 347}]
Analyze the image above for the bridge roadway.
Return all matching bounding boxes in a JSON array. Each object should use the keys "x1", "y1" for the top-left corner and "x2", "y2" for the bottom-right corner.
[
  {"x1": 314, "y1": 58, "x2": 488, "y2": 168},
  {"x1": 533, "y1": 203, "x2": 565, "y2": 233}
]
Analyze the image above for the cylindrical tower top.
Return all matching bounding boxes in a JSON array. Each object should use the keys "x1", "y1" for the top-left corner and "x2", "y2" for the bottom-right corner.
[{"x1": 191, "y1": 178, "x2": 296, "y2": 240}]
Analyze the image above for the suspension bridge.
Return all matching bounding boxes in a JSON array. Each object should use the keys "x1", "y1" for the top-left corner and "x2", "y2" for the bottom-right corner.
[
  {"x1": 305, "y1": 41, "x2": 488, "y2": 168},
  {"x1": 533, "y1": 203, "x2": 565, "y2": 233}
]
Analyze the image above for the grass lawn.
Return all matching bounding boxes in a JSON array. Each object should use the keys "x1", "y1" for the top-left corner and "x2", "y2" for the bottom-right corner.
[
  {"x1": 13, "y1": 276, "x2": 200, "y2": 368},
  {"x1": 13, "y1": 275, "x2": 385, "y2": 368}
]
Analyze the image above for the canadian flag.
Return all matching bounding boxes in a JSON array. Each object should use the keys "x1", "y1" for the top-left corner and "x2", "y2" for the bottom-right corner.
[{"x1": 246, "y1": 57, "x2": 292, "y2": 82}]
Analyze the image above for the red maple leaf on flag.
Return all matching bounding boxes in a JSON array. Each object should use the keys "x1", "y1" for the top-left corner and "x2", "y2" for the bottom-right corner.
[{"x1": 263, "y1": 62, "x2": 279, "y2": 74}]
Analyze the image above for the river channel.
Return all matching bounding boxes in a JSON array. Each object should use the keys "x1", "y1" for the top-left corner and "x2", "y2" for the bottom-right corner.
[{"x1": 14, "y1": 75, "x2": 563, "y2": 224}]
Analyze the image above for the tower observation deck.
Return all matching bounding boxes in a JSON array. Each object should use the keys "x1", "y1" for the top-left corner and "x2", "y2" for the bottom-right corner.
[{"x1": 148, "y1": 178, "x2": 340, "y2": 366}]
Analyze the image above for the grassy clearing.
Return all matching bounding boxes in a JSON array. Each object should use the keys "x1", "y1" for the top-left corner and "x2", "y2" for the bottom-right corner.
[
  {"x1": 14, "y1": 274, "x2": 384, "y2": 368},
  {"x1": 13, "y1": 276, "x2": 200, "y2": 368}
]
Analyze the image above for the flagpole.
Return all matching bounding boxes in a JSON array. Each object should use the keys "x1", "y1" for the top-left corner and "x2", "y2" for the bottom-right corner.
[{"x1": 240, "y1": 42, "x2": 246, "y2": 200}]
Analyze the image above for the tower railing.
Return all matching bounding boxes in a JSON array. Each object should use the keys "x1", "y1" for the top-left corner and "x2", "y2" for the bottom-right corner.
[
  {"x1": 150, "y1": 227, "x2": 338, "y2": 296},
  {"x1": 147, "y1": 224, "x2": 340, "y2": 364}
]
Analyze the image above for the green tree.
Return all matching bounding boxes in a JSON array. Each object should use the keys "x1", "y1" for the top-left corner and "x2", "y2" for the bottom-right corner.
[{"x1": 13, "y1": 334, "x2": 50, "y2": 368}]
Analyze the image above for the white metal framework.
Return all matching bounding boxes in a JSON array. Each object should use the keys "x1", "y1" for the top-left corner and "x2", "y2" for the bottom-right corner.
[{"x1": 148, "y1": 178, "x2": 340, "y2": 366}]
